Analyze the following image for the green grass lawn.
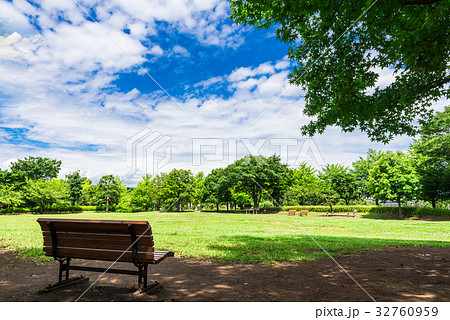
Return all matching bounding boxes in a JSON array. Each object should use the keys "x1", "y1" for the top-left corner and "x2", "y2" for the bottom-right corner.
[{"x1": 0, "y1": 211, "x2": 449, "y2": 263}]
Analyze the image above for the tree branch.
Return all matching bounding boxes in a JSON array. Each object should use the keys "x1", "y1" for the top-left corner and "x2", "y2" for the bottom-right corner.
[{"x1": 425, "y1": 76, "x2": 450, "y2": 91}]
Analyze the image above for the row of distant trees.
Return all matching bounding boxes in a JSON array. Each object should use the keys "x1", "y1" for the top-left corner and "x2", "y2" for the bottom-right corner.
[{"x1": 0, "y1": 108, "x2": 448, "y2": 218}]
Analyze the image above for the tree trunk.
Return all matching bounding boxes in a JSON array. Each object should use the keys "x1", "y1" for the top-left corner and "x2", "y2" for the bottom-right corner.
[
  {"x1": 397, "y1": 197, "x2": 403, "y2": 219},
  {"x1": 432, "y1": 199, "x2": 436, "y2": 208},
  {"x1": 375, "y1": 199, "x2": 379, "y2": 206},
  {"x1": 329, "y1": 201, "x2": 333, "y2": 213},
  {"x1": 253, "y1": 196, "x2": 258, "y2": 214},
  {"x1": 216, "y1": 203, "x2": 219, "y2": 212},
  {"x1": 106, "y1": 196, "x2": 109, "y2": 213}
]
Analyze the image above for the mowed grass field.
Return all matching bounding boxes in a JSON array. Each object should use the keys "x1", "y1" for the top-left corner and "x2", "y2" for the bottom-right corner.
[{"x1": 0, "y1": 211, "x2": 449, "y2": 263}]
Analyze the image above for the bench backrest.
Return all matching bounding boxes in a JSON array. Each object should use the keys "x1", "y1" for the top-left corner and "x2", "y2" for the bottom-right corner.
[
  {"x1": 288, "y1": 210, "x2": 296, "y2": 214},
  {"x1": 37, "y1": 218, "x2": 156, "y2": 264},
  {"x1": 299, "y1": 210, "x2": 308, "y2": 213}
]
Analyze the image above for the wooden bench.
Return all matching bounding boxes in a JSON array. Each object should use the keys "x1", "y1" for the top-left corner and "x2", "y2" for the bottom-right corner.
[
  {"x1": 288, "y1": 210, "x2": 297, "y2": 215},
  {"x1": 37, "y1": 218, "x2": 173, "y2": 293},
  {"x1": 326, "y1": 209, "x2": 357, "y2": 218},
  {"x1": 299, "y1": 210, "x2": 308, "y2": 216}
]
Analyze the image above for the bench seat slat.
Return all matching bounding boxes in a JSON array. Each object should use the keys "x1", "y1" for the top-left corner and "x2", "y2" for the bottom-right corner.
[
  {"x1": 42, "y1": 232, "x2": 154, "y2": 249},
  {"x1": 43, "y1": 238, "x2": 154, "y2": 252},
  {"x1": 39, "y1": 221, "x2": 150, "y2": 235},
  {"x1": 42, "y1": 231, "x2": 153, "y2": 245},
  {"x1": 38, "y1": 218, "x2": 149, "y2": 225}
]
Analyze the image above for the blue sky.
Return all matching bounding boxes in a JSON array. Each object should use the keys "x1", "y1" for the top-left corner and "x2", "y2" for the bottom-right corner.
[
  {"x1": 112, "y1": 26, "x2": 290, "y2": 98},
  {"x1": 1, "y1": 0, "x2": 444, "y2": 186}
]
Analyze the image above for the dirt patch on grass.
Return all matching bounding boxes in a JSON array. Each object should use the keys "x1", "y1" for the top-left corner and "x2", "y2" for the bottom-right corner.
[{"x1": 0, "y1": 246, "x2": 448, "y2": 302}]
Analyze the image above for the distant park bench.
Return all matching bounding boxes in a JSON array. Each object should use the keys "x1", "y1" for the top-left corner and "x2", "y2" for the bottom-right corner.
[
  {"x1": 288, "y1": 210, "x2": 308, "y2": 216},
  {"x1": 326, "y1": 209, "x2": 357, "y2": 218},
  {"x1": 37, "y1": 218, "x2": 173, "y2": 293}
]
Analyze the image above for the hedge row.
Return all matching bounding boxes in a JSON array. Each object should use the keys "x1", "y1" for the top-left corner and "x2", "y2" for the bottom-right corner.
[
  {"x1": 81, "y1": 206, "x2": 141, "y2": 213},
  {"x1": 282, "y1": 205, "x2": 371, "y2": 213},
  {"x1": 1, "y1": 205, "x2": 142, "y2": 214},
  {"x1": 282, "y1": 205, "x2": 450, "y2": 217},
  {"x1": 2, "y1": 204, "x2": 449, "y2": 217},
  {"x1": 1, "y1": 205, "x2": 83, "y2": 214},
  {"x1": 367, "y1": 206, "x2": 450, "y2": 217}
]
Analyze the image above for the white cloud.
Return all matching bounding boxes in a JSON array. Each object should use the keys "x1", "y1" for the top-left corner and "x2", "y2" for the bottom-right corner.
[
  {"x1": 41, "y1": 22, "x2": 147, "y2": 72},
  {"x1": 193, "y1": 76, "x2": 223, "y2": 88},
  {"x1": 149, "y1": 45, "x2": 164, "y2": 57},
  {"x1": 0, "y1": 1, "x2": 36, "y2": 35},
  {"x1": 172, "y1": 45, "x2": 190, "y2": 57},
  {"x1": 108, "y1": 0, "x2": 243, "y2": 47},
  {"x1": 228, "y1": 61, "x2": 280, "y2": 83}
]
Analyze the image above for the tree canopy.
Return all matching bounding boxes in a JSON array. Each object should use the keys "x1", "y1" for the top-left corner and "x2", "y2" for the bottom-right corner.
[
  {"x1": 352, "y1": 149, "x2": 383, "y2": 204},
  {"x1": 227, "y1": 154, "x2": 289, "y2": 213},
  {"x1": 410, "y1": 106, "x2": 450, "y2": 207},
  {"x1": 10, "y1": 156, "x2": 61, "y2": 180},
  {"x1": 131, "y1": 174, "x2": 158, "y2": 211},
  {"x1": 319, "y1": 164, "x2": 360, "y2": 206},
  {"x1": 24, "y1": 178, "x2": 69, "y2": 214},
  {"x1": 285, "y1": 162, "x2": 331, "y2": 206},
  {"x1": 230, "y1": 0, "x2": 450, "y2": 142},
  {"x1": 368, "y1": 151, "x2": 420, "y2": 218},
  {"x1": 160, "y1": 169, "x2": 194, "y2": 211},
  {"x1": 96, "y1": 175, "x2": 122, "y2": 212},
  {"x1": 202, "y1": 168, "x2": 232, "y2": 211},
  {"x1": 66, "y1": 171, "x2": 83, "y2": 211}
]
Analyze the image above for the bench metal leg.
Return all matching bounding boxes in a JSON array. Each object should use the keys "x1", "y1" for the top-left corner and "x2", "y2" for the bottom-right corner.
[
  {"x1": 136, "y1": 264, "x2": 162, "y2": 294},
  {"x1": 42, "y1": 275, "x2": 87, "y2": 292},
  {"x1": 137, "y1": 264, "x2": 147, "y2": 289},
  {"x1": 139, "y1": 281, "x2": 161, "y2": 294},
  {"x1": 41, "y1": 258, "x2": 87, "y2": 292}
]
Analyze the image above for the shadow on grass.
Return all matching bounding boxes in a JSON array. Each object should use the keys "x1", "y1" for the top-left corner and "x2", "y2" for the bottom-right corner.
[
  {"x1": 207, "y1": 234, "x2": 450, "y2": 264},
  {"x1": 361, "y1": 212, "x2": 450, "y2": 221}
]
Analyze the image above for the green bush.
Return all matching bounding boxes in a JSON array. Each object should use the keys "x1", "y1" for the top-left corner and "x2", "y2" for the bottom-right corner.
[
  {"x1": 88, "y1": 205, "x2": 139, "y2": 213},
  {"x1": 282, "y1": 205, "x2": 371, "y2": 213},
  {"x1": 282, "y1": 205, "x2": 450, "y2": 217},
  {"x1": 368, "y1": 206, "x2": 450, "y2": 217},
  {"x1": 1, "y1": 205, "x2": 82, "y2": 214},
  {"x1": 1, "y1": 207, "x2": 32, "y2": 214},
  {"x1": 94, "y1": 205, "x2": 116, "y2": 212},
  {"x1": 80, "y1": 206, "x2": 98, "y2": 211},
  {"x1": 259, "y1": 200, "x2": 276, "y2": 209},
  {"x1": 115, "y1": 206, "x2": 133, "y2": 213},
  {"x1": 43, "y1": 205, "x2": 82, "y2": 212}
]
